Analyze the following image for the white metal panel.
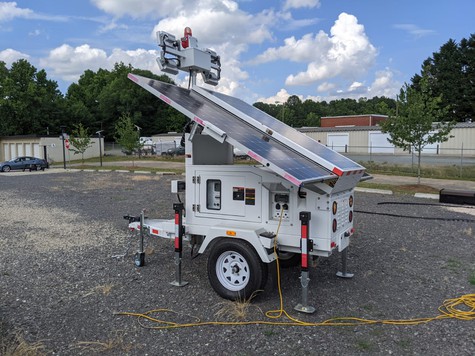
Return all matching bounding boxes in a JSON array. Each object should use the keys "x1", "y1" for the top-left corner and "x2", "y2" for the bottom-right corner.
[
  {"x1": 369, "y1": 132, "x2": 394, "y2": 153},
  {"x1": 33, "y1": 144, "x2": 40, "y2": 157},
  {"x1": 17, "y1": 143, "x2": 24, "y2": 157},
  {"x1": 9, "y1": 143, "x2": 15, "y2": 158},
  {"x1": 327, "y1": 133, "x2": 349, "y2": 153},
  {"x1": 3, "y1": 144, "x2": 9, "y2": 160}
]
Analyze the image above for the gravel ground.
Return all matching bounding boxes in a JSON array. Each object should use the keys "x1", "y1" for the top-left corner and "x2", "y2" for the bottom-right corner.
[{"x1": 1, "y1": 170, "x2": 474, "y2": 355}]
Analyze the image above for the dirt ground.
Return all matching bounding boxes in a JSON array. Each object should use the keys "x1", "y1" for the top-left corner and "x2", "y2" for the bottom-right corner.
[{"x1": 0, "y1": 170, "x2": 474, "y2": 355}]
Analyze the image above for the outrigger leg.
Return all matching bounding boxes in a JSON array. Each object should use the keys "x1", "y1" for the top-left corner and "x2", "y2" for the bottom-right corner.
[
  {"x1": 336, "y1": 247, "x2": 354, "y2": 278},
  {"x1": 294, "y1": 211, "x2": 316, "y2": 314},
  {"x1": 170, "y1": 203, "x2": 189, "y2": 287},
  {"x1": 134, "y1": 209, "x2": 146, "y2": 267}
]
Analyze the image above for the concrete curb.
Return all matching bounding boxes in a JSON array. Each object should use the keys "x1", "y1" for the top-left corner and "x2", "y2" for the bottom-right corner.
[
  {"x1": 355, "y1": 187, "x2": 393, "y2": 195},
  {"x1": 414, "y1": 193, "x2": 439, "y2": 200}
]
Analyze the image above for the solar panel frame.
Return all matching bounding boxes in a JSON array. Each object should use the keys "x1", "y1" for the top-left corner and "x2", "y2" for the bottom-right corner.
[{"x1": 128, "y1": 73, "x2": 350, "y2": 185}]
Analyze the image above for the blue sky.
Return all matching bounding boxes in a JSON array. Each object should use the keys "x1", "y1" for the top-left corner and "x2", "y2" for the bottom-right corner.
[{"x1": 1, "y1": 0, "x2": 474, "y2": 104}]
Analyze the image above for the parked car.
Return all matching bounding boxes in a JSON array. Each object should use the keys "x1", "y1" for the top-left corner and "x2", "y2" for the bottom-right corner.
[
  {"x1": 165, "y1": 146, "x2": 185, "y2": 156},
  {"x1": 0, "y1": 156, "x2": 49, "y2": 172}
]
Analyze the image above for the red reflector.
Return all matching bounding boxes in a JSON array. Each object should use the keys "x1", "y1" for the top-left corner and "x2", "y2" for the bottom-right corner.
[
  {"x1": 332, "y1": 167, "x2": 343, "y2": 176},
  {"x1": 331, "y1": 242, "x2": 336, "y2": 248},
  {"x1": 151, "y1": 228, "x2": 159, "y2": 235}
]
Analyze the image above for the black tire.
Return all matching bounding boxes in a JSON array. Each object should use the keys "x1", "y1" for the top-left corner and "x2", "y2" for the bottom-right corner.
[
  {"x1": 2, "y1": 165, "x2": 11, "y2": 172},
  {"x1": 207, "y1": 239, "x2": 267, "y2": 300},
  {"x1": 277, "y1": 251, "x2": 301, "y2": 268}
]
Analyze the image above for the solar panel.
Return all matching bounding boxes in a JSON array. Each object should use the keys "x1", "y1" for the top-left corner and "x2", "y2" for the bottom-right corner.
[
  {"x1": 128, "y1": 73, "x2": 367, "y2": 186},
  {"x1": 136, "y1": 76, "x2": 333, "y2": 184},
  {"x1": 200, "y1": 88, "x2": 363, "y2": 171}
]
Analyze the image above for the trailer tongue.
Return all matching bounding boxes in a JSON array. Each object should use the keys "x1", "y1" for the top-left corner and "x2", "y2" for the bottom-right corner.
[{"x1": 125, "y1": 27, "x2": 367, "y2": 312}]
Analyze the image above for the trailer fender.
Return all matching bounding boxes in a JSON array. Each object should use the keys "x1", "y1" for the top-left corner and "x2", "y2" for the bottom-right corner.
[{"x1": 198, "y1": 227, "x2": 276, "y2": 263}]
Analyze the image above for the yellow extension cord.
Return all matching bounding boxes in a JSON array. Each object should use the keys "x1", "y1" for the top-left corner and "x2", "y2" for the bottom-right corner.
[{"x1": 117, "y1": 209, "x2": 475, "y2": 329}]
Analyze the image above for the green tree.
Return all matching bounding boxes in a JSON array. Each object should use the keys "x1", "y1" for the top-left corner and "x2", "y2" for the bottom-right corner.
[
  {"x1": 69, "y1": 123, "x2": 92, "y2": 164},
  {"x1": 0, "y1": 59, "x2": 65, "y2": 136},
  {"x1": 381, "y1": 73, "x2": 454, "y2": 183},
  {"x1": 114, "y1": 113, "x2": 141, "y2": 157},
  {"x1": 414, "y1": 35, "x2": 475, "y2": 122}
]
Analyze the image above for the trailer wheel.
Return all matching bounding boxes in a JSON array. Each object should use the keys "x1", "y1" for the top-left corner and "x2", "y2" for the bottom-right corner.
[
  {"x1": 208, "y1": 239, "x2": 267, "y2": 300},
  {"x1": 277, "y1": 251, "x2": 301, "y2": 268}
]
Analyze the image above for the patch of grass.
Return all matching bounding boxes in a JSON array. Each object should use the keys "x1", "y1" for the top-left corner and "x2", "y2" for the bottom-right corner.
[
  {"x1": 469, "y1": 270, "x2": 475, "y2": 285},
  {"x1": 74, "y1": 331, "x2": 132, "y2": 354},
  {"x1": 214, "y1": 291, "x2": 262, "y2": 321},
  {"x1": 69, "y1": 164, "x2": 184, "y2": 174},
  {"x1": 0, "y1": 329, "x2": 46, "y2": 356},
  {"x1": 82, "y1": 283, "x2": 114, "y2": 297},
  {"x1": 444, "y1": 257, "x2": 463, "y2": 272},
  {"x1": 357, "y1": 182, "x2": 439, "y2": 195},
  {"x1": 355, "y1": 339, "x2": 373, "y2": 351},
  {"x1": 362, "y1": 161, "x2": 475, "y2": 181},
  {"x1": 397, "y1": 339, "x2": 412, "y2": 350},
  {"x1": 263, "y1": 329, "x2": 277, "y2": 337}
]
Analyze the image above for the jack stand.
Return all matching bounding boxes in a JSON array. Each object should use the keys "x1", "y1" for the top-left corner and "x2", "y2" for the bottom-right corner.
[
  {"x1": 170, "y1": 203, "x2": 188, "y2": 287},
  {"x1": 294, "y1": 211, "x2": 315, "y2": 314},
  {"x1": 336, "y1": 247, "x2": 354, "y2": 278},
  {"x1": 134, "y1": 210, "x2": 146, "y2": 267},
  {"x1": 294, "y1": 270, "x2": 316, "y2": 314}
]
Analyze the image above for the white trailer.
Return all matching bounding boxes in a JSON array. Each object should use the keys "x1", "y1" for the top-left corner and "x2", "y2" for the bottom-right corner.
[{"x1": 125, "y1": 28, "x2": 368, "y2": 312}]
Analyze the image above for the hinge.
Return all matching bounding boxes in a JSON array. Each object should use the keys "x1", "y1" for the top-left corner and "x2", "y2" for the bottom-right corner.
[
  {"x1": 192, "y1": 176, "x2": 201, "y2": 184},
  {"x1": 192, "y1": 204, "x2": 201, "y2": 212}
]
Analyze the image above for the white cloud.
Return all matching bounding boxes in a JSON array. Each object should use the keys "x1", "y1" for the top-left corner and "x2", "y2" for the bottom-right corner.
[
  {"x1": 283, "y1": 0, "x2": 321, "y2": 10},
  {"x1": 0, "y1": 2, "x2": 32, "y2": 22},
  {"x1": 252, "y1": 13, "x2": 377, "y2": 87},
  {"x1": 39, "y1": 44, "x2": 109, "y2": 81},
  {"x1": 39, "y1": 44, "x2": 162, "y2": 82},
  {"x1": 393, "y1": 24, "x2": 436, "y2": 39},
  {"x1": 317, "y1": 82, "x2": 336, "y2": 92},
  {"x1": 0, "y1": 48, "x2": 30, "y2": 66},
  {"x1": 288, "y1": 13, "x2": 377, "y2": 85},
  {"x1": 256, "y1": 88, "x2": 293, "y2": 104},
  {"x1": 92, "y1": 0, "x2": 240, "y2": 20},
  {"x1": 368, "y1": 69, "x2": 401, "y2": 98},
  {"x1": 0, "y1": 2, "x2": 67, "y2": 22},
  {"x1": 151, "y1": 7, "x2": 274, "y2": 47},
  {"x1": 259, "y1": 68, "x2": 401, "y2": 104}
]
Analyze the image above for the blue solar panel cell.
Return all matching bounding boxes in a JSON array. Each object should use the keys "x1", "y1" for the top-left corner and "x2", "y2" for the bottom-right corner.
[{"x1": 203, "y1": 89, "x2": 362, "y2": 171}]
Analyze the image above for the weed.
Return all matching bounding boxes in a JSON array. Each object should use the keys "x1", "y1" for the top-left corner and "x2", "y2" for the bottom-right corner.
[
  {"x1": 469, "y1": 270, "x2": 475, "y2": 285},
  {"x1": 397, "y1": 339, "x2": 412, "y2": 350},
  {"x1": 82, "y1": 283, "x2": 114, "y2": 297},
  {"x1": 0, "y1": 330, "x2": 46, "y2": 356},
  {"x1": 74, "y1": 331, "x2": 132, "y2": 353},
  {"x1": 356, "y1": 339, "x2": 373, "y2": 351},
  {"x1": 214, "y1": 290, "x2": 263, "y2": 321},
  {"x1": 263, "y1": 329, "x2": 277, "y2": 337},
  {"x1": 445, "y1": 258, "x2": 462, "y2": 272}
]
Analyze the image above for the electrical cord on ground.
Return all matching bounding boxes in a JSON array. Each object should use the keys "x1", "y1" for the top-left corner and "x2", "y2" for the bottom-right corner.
[{"x1": 116, "y1": 208, "x2": 475, "y2": 329}]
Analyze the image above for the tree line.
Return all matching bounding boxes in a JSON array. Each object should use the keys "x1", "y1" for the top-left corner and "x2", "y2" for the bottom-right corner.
[{"x1": 0, "y1": 34, "x2": 473, "y2": 140}]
